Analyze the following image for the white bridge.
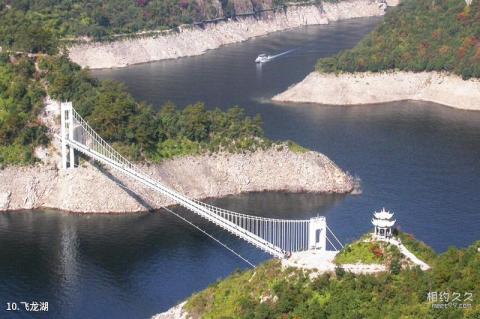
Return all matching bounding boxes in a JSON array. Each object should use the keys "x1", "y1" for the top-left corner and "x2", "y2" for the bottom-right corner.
[{"x1": 60, "y1": 103, "x2": 343, "y2": 259}]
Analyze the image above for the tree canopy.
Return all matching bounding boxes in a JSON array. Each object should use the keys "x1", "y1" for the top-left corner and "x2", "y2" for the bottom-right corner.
[
  {"x1": 38, "y1": 55, "x2": 270, "y2": 162},
  {"x1": 316, "y1": 0, "x2": 480, "y2": 79},
  {"x1": 0, "y1": 54, "x2": 271, "y2": 165},
  {"x1": 186, "y1": 234, "x2": 480, "y2": 319},
  {"x1": 0, "y1": 54, "x2": 48, "y2": 165}
]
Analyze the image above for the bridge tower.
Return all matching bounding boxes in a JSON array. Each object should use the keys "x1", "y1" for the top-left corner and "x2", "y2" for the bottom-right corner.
[
  {"x1": 60, "y1": 102, "x2": 75, "y2": 169},
  {"x1": 308, "y1": 216, "x2": 327, "y2": 251}
]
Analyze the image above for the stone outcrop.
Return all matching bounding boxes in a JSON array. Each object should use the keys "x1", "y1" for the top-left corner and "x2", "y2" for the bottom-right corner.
[
  {"x1": 152, "y1": 302, "x2": 188, "y2": 319},
  {"x1": 1, "y1": 97, "x2": 354, "y2": 213},
  {"x1": 0, "y1": 147, "x2": 354, "y2": 213},
  {"x1": 69, "y1": 0, "x2": 393, "y2": 69},
  {"x1": 272, "y1": 71, "x2": 480, "y2": 111}
]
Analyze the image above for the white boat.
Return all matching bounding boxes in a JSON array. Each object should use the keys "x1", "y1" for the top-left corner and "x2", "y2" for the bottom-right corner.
[{"x1": 255, "y1": 53, "x2": 271, "y2": 63}]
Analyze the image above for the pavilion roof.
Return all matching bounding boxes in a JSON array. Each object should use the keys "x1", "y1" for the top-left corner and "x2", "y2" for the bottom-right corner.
[
  {"x1": 373, "y1": 208, "x2": 394, "y2": 220},
  {"x1": 372, "y1": 218, "x2": 396, "y2": 228}
]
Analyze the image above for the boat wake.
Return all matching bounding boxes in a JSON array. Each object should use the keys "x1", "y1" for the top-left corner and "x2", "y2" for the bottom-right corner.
[
  {"x1": 255, "y1": 48, "x2": 297, "y2": 63},
  {"x1": 269, "y1": 48, "x2": 297, "y2": 60}
]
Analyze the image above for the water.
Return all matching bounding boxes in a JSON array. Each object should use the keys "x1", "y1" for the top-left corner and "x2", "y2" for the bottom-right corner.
[{"x1": 2, "y1": 17, "x2": 480, "y2": 318}]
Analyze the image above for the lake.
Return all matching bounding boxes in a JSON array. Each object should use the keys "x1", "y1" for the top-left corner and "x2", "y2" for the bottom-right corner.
[{"x1": 1, "y1": 16, "x2": 479, "y2": 318}]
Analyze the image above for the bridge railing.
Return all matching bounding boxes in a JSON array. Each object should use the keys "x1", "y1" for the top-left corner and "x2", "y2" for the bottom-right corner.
[
  {"x1": 65, "y1": 105, "x2": 337, "y2": 256},
  {"x1": 192, "y1": 199, "x2": 311, "y2": 252}
]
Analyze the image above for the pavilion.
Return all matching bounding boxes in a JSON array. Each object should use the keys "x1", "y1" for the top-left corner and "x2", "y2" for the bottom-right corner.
[{"x1": 372, "y1": 208, "x2": 396, "y2": 239}]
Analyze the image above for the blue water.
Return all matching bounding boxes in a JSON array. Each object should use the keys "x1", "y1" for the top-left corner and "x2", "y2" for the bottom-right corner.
[{"x1": 1, "y1": 16, "x2": 479, "y2": 319}]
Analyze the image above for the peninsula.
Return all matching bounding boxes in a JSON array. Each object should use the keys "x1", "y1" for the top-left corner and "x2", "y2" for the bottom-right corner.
[
  {"x1": 273, "y1": 0, "x2": 480, "y2": 110},
  {"x1": 0, "y1": 55, "x2": 354, "y2": 213},
  {"x1": 154, "y1": 228, "x2": 480, "y2": 318}
]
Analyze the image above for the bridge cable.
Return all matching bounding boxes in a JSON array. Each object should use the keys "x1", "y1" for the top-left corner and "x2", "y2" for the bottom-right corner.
[
  {"x1": 90, "y1": 165, "x2": 256, "y2": 267},
  {"x1": 160, "y1": 206, "x2": 256, "y2": 268},
  {"x1": 326, "y1": 225, "x2": 344, "y2": 248}
]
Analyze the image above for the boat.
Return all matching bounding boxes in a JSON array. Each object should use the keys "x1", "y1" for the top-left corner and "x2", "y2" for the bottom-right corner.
[{"x1": 255, "y1": 53, "x2": 271, "y2": 63}]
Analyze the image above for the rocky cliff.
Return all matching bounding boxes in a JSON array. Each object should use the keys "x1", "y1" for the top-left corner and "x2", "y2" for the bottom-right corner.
[
  {"x1": 0, "y1": 147, "x2": 354, "y2": 213},
  {"x1": 0, "y1": 98, "x2": 355, "y2": 213},
  {"x1": 69, "y1": 0, "x2": 394, "y2": 69},
  {"x1": 272, "y1": 71, "x2": 480, "y2": 110}
]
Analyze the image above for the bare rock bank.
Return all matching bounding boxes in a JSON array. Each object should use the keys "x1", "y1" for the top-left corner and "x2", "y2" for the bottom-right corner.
[
  {"x1": 69, "y1": 0, "x2": 392, "y2": 69},
  {"x1": 0, "y1": 147, "x2": 354, "y2": 213},
  {"x1": 272, "y1": 71, "x2": 480, "y2": 111},
  {"x1": 152, "y1": 302, "x2": 188, "y2": 319}
]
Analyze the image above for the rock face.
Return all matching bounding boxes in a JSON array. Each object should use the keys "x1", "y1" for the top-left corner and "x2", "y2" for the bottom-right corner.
[
  {"x1": 0, "y1": 147, "x2": 354, "y2": 213},
  {"x1": 152, "y1": 302, "x2": 188, "y2": 319},
  {"x1": 272, "y1": 71, "x2": 480, "y2": 111},
  {"x1": 69, "y1": 0, "x2": 391, "y2": 69},
  {"x1": 1, "y1": 97, "x2": 354, "y2": 213}
]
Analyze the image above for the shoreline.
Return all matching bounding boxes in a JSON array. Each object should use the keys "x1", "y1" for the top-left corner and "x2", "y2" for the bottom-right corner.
[
  {"x1": 272, "y1": 71, "x2": 480, "y2": 111},
  {"x1": 1, "y1": 98, "x2": 356, "y2": 214},
  {"x1": 0, "y1": 147, "x2": 355, "y2": 213},
  {"x1": 68, "y1": 0, "x2": 394, "y2": 69}
]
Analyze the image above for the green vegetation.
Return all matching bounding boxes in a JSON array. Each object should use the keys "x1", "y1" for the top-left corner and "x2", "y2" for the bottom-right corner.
[
  {"x1": 37, "y1": 55, "x2": 270, "y2": 162},
  {"x1": 0, "y1": 8, "x2": 58, "y2": 54},
  {"x1": 186, "y1": 239, "x2": 480, "y2": 319},
  {"x1": 0, "y1": 52, "x2": 300, "y2": 166},
  {"x1": 285, "y1": 140, "x2": 309, "y2": 153},
  {"x1": 0, "y1": 0, "x2": 349, "y2": 47},
  {"x1": 0, "y1": 1, "x2": 316, "y2": 165},
  {"x1": 334, "y1": 240, "x2": 402, "y2": 264},
  {"x1": 0, "y1": 54, "x2": 48, "y2": 166},
  {"x1": 317, "y1": 0, "x2": 480, "y2": 79},
  {"x1": 0, "y1": 0, "x2": 219, "y2": 41},
  {"x1": 0, "y1": 0, "x2": 330, "y2": 43},
  {"x1": 397, "y1": 230, "x2": 437, "y2": 264},
  {"x1": 0, "y1": 54, "x2": 274, "y2": 165}
]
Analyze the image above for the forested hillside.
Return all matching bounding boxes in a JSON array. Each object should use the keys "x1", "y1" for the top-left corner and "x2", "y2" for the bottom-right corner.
[
  {"x1": 0, "y1": 54, "x2": 271, "y2": 166},
  {"x1": 0, "y1": 0, "x2": 314, "y2": 42},
  {"x1": 316, "y1": 0, "x2": 480, "y2": 79},
  {"x1": 0, "y1": 55, "x2": 48, "y2": 165},
  {"x1": 186, "y1": 235, "x2": 480, "y2": 319},
  {"x1": 1, "y1": 0, "x2": 310, "y2": 166},
  {"x1": 41, "y1": 55, "x2": 270, "y2": 161}
]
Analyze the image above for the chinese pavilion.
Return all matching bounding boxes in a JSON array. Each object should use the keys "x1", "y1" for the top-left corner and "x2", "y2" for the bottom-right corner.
[{"x1": 372, "y1": 208, "x2": 396, "y2": 239}]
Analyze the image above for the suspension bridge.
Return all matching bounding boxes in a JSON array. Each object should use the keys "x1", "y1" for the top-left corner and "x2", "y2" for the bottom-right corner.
[{"x1": 60, "y1": 102, "x2": 343, "y2": 261}]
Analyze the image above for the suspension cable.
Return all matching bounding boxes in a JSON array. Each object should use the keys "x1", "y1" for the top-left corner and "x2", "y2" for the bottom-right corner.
[
  {"x1": 326, "y1": 235, "x2": 338, "y2": 251},
  {"x1": 326, "y1": 225, "x2": 344, "y2": 248},
  {"x1": 161, "y1": 206, "x2": 255, "y2": 268},
  {"x1": 93, "y1": 166, "x2": 256, "y2": 268}
]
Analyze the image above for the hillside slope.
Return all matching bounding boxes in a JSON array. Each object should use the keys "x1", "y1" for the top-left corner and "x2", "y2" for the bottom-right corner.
[
  {"x1": 316, "y1": 0, "x2": 480, "y2": 79},
  {"x1": 169, "y1": 238, "x2": 480, "y2": 319}
]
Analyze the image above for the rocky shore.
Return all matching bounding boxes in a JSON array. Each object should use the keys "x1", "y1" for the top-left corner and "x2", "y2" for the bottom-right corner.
[
  {"x1": 273, "y1": 71, "x2": 480, "y2": 111},
  {"x1": 152, "y1": 302, "x2": 188, "y2": 319},
  {"x1": 0, "y1": 96, "x2": 356, "y2": 213},
  {"x1": 68, "y1": 0, "x2": 394, "y2": 69},
  {"x1": 0, "y1": 146, "x2": 354, "y2": 213}
]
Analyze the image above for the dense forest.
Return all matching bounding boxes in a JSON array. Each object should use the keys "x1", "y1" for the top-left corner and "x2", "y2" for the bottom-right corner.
[
  {"x1": 1, "y1": 0, "x2": 312, "y2": 166},
  {"x1": 0, "y1": 0, "x2": 315, "y2": 42},
  {"x1": 186, "y1": 233, "x2": 480, "y2": 319},
  {"x1": 0, "y1": 54, "x2": 48, "y2": 165},
  {"x1": 0, "y1": 54, "x2": 271, "y2": 166},
  {"x1": 316, "y1": 0, "x2": 480, "y2": 79}
]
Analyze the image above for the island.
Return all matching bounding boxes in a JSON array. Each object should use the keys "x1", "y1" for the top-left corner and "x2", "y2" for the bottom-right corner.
[
  {"x1": 273, "y1": 0, "x2": 480, "y2": 110},
  {"x1": 0, "y1": 54, "x2": 355, "y2": 213}
]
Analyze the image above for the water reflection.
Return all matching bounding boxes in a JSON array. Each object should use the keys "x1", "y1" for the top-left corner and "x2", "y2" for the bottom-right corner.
[{"x1": 0, "y1": 191, "x2": 345, "y2": 318}]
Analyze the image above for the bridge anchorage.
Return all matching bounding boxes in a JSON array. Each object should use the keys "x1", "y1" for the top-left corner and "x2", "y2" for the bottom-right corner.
[{"x1": 60, "y1": 102, "x2": 343, "y2": 261}]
